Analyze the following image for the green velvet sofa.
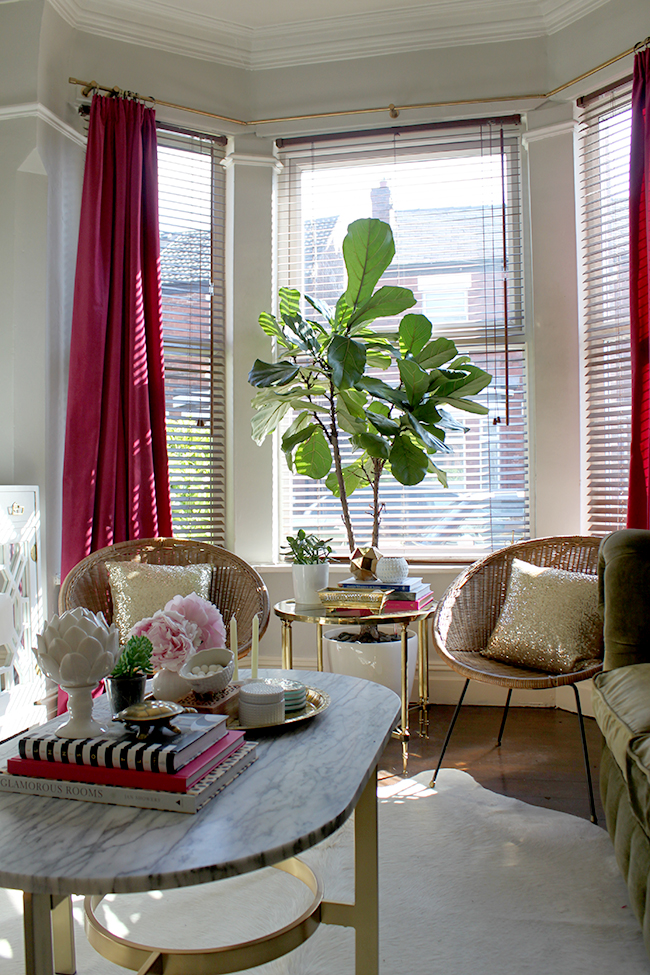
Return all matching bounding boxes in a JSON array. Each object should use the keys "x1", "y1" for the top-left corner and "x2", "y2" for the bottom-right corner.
[{"x1": 592, "y1": 528, "x2": 650, "y2": 956}]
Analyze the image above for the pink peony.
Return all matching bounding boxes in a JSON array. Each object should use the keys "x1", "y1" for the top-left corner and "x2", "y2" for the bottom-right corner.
[
  {"x1": 164, "y1": 593, "x2": 226, "y2": 651},
  {"x1": 130, "y1": 610, "x2": 198, "y2": 673}
]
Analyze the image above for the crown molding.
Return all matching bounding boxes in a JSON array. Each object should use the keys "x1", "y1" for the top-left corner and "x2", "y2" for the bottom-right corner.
[
  {"x1": 0, "y1": 102, "x2": 86, "y2": 146},
  {"x1": 47, "y1": 0, "x2": 612, "y2": 70},
  {"x1": 522, "y1": 119, "x2": 577, "y2": 144}
]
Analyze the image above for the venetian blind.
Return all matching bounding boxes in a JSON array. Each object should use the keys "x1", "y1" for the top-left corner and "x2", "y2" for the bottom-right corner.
[
  {"x1": 157, "y1": 128, "x2": 227, "y2": 543},
  {"x1": 275, "y1": 120, "x2": 529, "y2": 559},
  {"x1": 578, "y1": 82, "x2": 632, "y2": 535}
]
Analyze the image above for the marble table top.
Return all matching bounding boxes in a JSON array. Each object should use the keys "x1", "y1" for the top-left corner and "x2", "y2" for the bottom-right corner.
[{"x1": 0, "y1": 670, "x2": 399, "y2": 897}]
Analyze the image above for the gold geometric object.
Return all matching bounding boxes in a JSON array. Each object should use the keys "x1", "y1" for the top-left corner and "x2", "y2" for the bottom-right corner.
[{"x1": 350, "y1": 547, "x2": 382, "y2": 581}]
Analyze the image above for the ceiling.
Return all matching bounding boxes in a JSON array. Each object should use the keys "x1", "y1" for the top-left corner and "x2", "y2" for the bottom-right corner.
[{"x1": 48, "y1": 0, "x2": 613, "y2": 70}]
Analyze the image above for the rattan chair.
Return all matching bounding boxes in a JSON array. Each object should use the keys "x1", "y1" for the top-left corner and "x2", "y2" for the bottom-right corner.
[
  {"x1": 431, "y1": 535, "x2": 603, "y2": 822},
  {"x1": 59, "y1": 537, "x2": 270, "y2": 657}
]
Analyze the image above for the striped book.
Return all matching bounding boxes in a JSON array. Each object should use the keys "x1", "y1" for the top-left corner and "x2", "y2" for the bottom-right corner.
[
  {"x1": 19, "y1": 711, "x2": 228, "y2": 774},
  {"x1": 8, "y1": 730, "x2": 246, "y2": 793}
]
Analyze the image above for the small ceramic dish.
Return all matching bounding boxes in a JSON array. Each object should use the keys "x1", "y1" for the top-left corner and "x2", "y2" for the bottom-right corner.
[{"x1": 180, "y1": 647, "x2": 235, "y2": 694}]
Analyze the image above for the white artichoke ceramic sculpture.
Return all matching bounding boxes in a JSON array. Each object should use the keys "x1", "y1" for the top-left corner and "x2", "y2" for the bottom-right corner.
[{"x1": 35, "y1": 608, "x2": 121, "y2": 738}]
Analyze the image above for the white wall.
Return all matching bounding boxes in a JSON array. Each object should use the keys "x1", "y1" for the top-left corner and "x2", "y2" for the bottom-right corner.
[{"x1": 0, "y1": 0, "x2": 646, "y2": 709}]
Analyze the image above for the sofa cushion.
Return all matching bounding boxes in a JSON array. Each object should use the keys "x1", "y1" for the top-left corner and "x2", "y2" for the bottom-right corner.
[
  {"x1": 593, "y1": 663, "x2": 650, "y2": 780},
  {"x1": 626, "y1": 736, "x2": 650, "y2": 840}
]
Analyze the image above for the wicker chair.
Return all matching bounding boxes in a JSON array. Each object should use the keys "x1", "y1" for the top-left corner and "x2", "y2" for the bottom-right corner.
[
  {"x1": 431, "y1": 535, "x2": 603, "y2": 822},
  {"x1": 59, "y1": 537, "x2": 270, "y2": 657}
]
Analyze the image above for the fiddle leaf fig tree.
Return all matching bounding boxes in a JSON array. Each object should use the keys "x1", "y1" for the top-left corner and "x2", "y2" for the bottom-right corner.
[{"x1": 249, "y1": 218, "x2": 492, "y2": 553}]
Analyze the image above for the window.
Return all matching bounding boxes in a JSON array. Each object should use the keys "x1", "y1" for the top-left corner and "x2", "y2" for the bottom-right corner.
[
  {"x1": 157, "y1": 129, "x2": 227, "y2": 543},
  {"x1": 275, "y1": 120, "x2": 529, "y2": 558},
  {"x1": 578, "y1": 81, "x2": 633, "y2": 534}
]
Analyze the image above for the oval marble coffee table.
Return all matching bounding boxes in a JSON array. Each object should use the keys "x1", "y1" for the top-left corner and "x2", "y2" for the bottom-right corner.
[{"x1": 0, "y1": 670, "x2": 400, "y2": 975}]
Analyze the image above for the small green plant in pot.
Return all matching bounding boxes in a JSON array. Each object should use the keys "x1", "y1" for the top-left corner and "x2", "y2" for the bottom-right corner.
[
  {"x1": 282, "y1": 530, "x2": 333, "y2": 606},
  {"x1": 104, "y1": 635, "x2": 153, "y2": 715}
]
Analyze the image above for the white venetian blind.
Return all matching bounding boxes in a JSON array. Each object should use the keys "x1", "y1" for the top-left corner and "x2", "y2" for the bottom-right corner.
[
  {"x1": 157, "y1": 128, "x2": 227, "y2": 543},
  {"x1": 275, "y1": 119, "x2": 529, "y2": 559},
  {"x1": 578, "y1": 81, "x2": 632, "y2": 534}
]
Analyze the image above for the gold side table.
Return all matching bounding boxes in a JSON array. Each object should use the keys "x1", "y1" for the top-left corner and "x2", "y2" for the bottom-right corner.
[{"x1": 273, "y1": 599, "x2": 432, "y2": 774}]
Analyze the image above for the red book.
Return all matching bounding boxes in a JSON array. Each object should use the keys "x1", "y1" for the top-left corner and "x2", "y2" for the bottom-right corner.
[
  {"x1": 7, "y1": 730, "x2": 246, "y2": 793},
  {"x1": 382, "y1": 594, "x2": 436, "y2": 612}
]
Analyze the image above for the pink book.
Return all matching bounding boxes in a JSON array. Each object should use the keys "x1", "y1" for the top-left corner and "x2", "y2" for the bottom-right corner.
[{"x1": 7, "y1": 730, "x2": 246, "y2": 793}]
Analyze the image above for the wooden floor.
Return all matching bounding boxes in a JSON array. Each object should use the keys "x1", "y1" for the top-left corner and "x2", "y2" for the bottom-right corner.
[{"x1": 379, "y1": 702, "x2": 606, "y2": 826}]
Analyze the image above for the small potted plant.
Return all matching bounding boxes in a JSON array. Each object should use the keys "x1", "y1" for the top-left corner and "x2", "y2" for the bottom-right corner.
[
  {"x1": 282, "y1": 529, "x2": 332, "y2": 606},
  {"x1": 104, "y1": 634, "x2": 153, "y2": 714}
]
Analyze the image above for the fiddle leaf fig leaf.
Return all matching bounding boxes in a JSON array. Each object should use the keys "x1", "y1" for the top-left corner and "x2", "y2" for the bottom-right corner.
[
  {"x1": 404, "y1": 413, "x2": 451, "y2": 453},
  {"x1": 248, "y1": 360, "x2": 300, "y2": 388},
  {"x1": 353, "y1": 432, "x2": 390, "y2": 459},
  {"x1": 325, "y1": 462, "x2": 368, "y2": 497},
  {"x1": 279, "y1": 288, "x2": 301, "y2": 318},
  {"x1": 251, "y1": 399, "x2": 292, "y2": 444},
  {"x1": 343, "y1": 218, "x2": 395, "y2": 310},
  {"x1": 365, "y1": 409, "x2": 400, "y2": 436},
  {"x1": 281, "y1": 423, "x2": 319, "y2": 469},
  {"x1": 328, "y1": 335, "x2": 366, "y2": 388},
  {"x1": 295, "y1": 430, "x2": 332, "y2": 480},
  {"x1": 348, "y1": 286, "x2": 416, "y2": 329},
  {"x1": 356, "y1": 375, "x2": 408, "y2": 407},
  {"x1": 416, "y1": 336, "x2": 459, "y2": 369},
  {"x1": 305, "y1": 293, "x2": 333, "y2": 324},
  {"x1": 389, "y1": 435, "x2": 429, "y2": 485},
  {"x1": 258, "y1": 312, "x2": 289, "y2": 347},
  {"x1": 399, "y1": 314, "x2": 432, "y2": 357},
  {"x1": 428, "y1": 458, "x2": 448, "y2": 488},
  {"x1": 398, "y1": 359, "x2": 430, "y2": 406}
]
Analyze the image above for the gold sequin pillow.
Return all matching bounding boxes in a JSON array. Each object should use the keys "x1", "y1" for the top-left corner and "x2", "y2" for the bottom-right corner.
[
  {"x1": 481, "y1": 558, "x2": 603, "y2": 675},
  {"x1": 107, "y1": 562, "x2": 213, "y2": 643}
]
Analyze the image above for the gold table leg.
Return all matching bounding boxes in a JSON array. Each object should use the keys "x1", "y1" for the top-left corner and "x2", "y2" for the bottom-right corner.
[
  {"x1": 317, "y1": 623, "x2": 323, "y2": 672},
  {"x1": 417, "y1": 617, "x2": 430, "y2": 738},
  {"x1": 280, "y1": 620, "x2": 293, "y2": 669},
  {"x1": 24, "y1": 893, "x2": 75, "y2": 975},
  {"x1": 321, "y1": 767, "x2": 379, "y2": 975}
]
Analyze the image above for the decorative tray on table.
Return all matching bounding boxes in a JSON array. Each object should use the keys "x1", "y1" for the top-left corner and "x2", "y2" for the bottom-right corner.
[{"x1": 226, "y1": 685, "x2": 330, "y2": 731}]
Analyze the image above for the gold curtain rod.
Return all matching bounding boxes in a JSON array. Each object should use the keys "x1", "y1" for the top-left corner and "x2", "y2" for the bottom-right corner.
[{"x1": 68, "y1": 41, "x2": 638, "y2": 129}]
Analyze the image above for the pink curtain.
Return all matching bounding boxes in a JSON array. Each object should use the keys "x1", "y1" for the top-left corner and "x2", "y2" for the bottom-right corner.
[
  {"x1": 628, "y1": 47, "x2": 650, "y2": 527},
  {"x1": 61, "y1": 94, "x2": 172, "y2": 582}
]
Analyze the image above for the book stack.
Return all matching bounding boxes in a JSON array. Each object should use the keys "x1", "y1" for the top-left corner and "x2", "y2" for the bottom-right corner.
[
  {"x1": 0, "y1": 710, "x2": 257, "y2": 814},
  {"x1": 338, "y1": 576, "x2": 435, "y2": 613}
]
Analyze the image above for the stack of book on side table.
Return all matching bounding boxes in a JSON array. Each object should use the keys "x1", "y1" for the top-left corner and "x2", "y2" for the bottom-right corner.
[
  {"x1": 0, "y1": 710, "x2": 257, "y2": 814},
  {"x1": 337, "y1": 576, "x2": 435, "y2": 613}
]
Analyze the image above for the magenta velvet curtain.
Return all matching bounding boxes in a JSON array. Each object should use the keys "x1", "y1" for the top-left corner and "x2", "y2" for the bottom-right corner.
[
  {"x1": 61, "y1": 94, "x2": 172, "y2": 582},
  {"x1": 628, "y1": 47, "x2": 650, "y2": 527}
]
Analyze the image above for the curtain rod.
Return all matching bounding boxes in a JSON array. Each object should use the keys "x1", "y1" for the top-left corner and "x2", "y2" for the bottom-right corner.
[{"x1": 68, "y1": 41, "x2": 638, "y2": 129}]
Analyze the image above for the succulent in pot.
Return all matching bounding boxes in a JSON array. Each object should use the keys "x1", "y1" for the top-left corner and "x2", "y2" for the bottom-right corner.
[
  {"x1": 282, "y1": 530, "x2": 333, "y2": 607},
  {"x1": 104, "y1": 635, "x2": 153, "y2": 715}
]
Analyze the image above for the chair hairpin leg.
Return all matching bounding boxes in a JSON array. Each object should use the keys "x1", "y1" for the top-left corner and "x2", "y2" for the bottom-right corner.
[
  {"x1": 497, "y1": 688, "x2": 513, "y2": 746},
  {"x1": 572, "y1": 684, "x2": 597, "y2": 825},
  {"x1": 429, "y1": 678, "x2": 470, "y2": 788}
]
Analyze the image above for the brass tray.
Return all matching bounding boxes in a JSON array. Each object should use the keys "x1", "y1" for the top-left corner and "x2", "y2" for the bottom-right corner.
[
  {"x1": 317, "y1": 587, "x2": 391, "y2": 611},
  {"x1": 226, "y1": 685, "x2": 330, "y2": 731}
]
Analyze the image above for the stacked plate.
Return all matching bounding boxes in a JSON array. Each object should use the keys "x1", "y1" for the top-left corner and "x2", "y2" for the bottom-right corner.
[{"x1": 266, "y1": 677, "x2": 307, "y2": 714}]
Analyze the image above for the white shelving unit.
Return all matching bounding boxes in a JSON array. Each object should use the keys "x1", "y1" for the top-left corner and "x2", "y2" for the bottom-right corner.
[{"x1": 0, "y1": 486, "x2": 47, "y2": 736}]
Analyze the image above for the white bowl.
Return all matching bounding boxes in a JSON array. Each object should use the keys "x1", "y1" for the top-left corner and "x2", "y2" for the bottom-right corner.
[{"x1": 180, "y1": 647, "x2": 235, "y2": 694}]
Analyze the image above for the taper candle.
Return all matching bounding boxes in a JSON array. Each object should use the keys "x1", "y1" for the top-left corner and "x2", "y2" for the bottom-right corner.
[
  {"x1": 230, "y1": 617, "x2": 238, "y2": 680},
  {"x1": 251, "y1": 614, "x2": 259, "y2": 679}
]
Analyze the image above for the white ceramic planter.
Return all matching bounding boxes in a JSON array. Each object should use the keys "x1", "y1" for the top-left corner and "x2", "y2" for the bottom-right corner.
[
  {"x1": 322, "y1": 627, "x2": 418, "y2": 699},
  {"x1": 292, "y1": 563, "x2": 329, "y2": 607}
]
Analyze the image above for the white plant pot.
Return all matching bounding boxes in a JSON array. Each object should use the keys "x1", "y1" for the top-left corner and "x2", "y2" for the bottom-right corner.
[
  {"x1": 322, "y1": 627, "x2": 418, "y2": 700},
  {"x1": 292, "y1": 563, "x2": 329, "y2": 607}
]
